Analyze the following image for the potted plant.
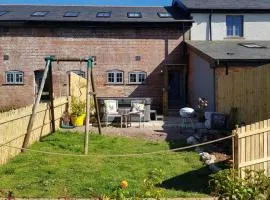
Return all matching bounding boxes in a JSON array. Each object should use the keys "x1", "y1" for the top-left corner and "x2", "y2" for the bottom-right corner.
[
  {"x1": 196, "y1": 97, "x2": 208, "y2": 122},
  {"x1": 70, "y1": 97, "x2": 86, "y2": 127}
]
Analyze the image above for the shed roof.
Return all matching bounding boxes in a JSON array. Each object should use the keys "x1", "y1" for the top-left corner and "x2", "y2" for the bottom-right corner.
[
  {"x1": 186, "y1": 40, "x2": 270, "y2": 63},
  {"x1": 0, "y1": 5, "x2": 193, "y2": 23}
]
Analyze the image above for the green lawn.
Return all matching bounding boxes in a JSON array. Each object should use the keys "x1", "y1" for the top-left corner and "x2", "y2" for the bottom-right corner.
[{"x1": 0, "y1": 131, "x2": 211, "y2": 198}]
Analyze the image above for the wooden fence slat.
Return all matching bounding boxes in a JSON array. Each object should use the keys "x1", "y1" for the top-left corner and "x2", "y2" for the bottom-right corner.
[
  {"x1": 245, "y1": 125, "x2": 251, "y2": 170},
  {"x1": 240, "y1": 126, "x2": 246, "y2": 176},
  {"x1": 264, "y1": 120, "x2": 268, "y2": 174},
  {"x1": 238, "y1": 127, "x2": 270, "y2": 138},
  {"x1": 239, "y1": 156, "x2": 270, "y2": 168}
]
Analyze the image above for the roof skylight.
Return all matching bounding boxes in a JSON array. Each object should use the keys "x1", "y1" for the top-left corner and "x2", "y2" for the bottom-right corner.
[
  {"x1": 239, "y1": 43, "x2": 266, "y2": 48},
  {"x1": 31, "y1": 11, "x2": 49, "y2": 17},
  {"x1": 0, "y1": 11, "x2": 8, "y2": 16},
  {"x1": 127, "y1": 12, "x2": 142, "y2": 18},
  {"x1": 96, "y1": 12, "x2": 111, "y2": 18},
  {"x1": 157, "y1": 12, "x2": 172, "y2": 18},
  {"x1": 63, "y1": 11, "x2": 80, "y2": 17}
]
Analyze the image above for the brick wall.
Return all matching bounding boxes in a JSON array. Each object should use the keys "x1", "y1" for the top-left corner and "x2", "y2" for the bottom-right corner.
[{"x1": 0, "y1": 26, "x2": 184, "y2": 111}]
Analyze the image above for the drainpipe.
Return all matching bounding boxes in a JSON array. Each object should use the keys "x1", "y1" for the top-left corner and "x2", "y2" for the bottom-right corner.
[
  {"x1": 182, "y1": 22, "x2": 188, "y2": 106},
  {"x1": 209, "y1": 10, "x2": 213, "y2": 41},
  {"x1": 182, "y1": 23, "x2": 186, "y2": 56},
  {"x1": 213, "y1": 60, "x2": 218, "y2": 112}
]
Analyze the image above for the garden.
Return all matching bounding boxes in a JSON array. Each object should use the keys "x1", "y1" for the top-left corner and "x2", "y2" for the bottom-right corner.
[{"x1": 0, "y1": 131, "x2": 212, "y2": 198}]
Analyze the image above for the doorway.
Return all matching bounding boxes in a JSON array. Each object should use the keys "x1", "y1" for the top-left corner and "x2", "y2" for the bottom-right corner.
[
  {"x1": 163, "y1": 65, "x2": 186, "y2": 115},
  {"x1": 34, "y1": 70, "x2": 50, "y2": 101},
  {"x1": 168, "y1": 71, "x2": 183, "y2": 108}
]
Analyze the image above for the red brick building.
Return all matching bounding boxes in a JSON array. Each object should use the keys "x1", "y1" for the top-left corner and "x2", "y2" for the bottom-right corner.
[{"x1": 0, "y1": 4, "x2": 192, "y2": 114}]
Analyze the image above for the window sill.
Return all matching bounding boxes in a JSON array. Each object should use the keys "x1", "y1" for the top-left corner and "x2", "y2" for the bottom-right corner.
[
  {"x1": 3, "y1": 83, "x2": 25, "y2": 86},
  {"x1": 105, "y1": 83, "x2": 124, "y2": 86},
  {"x1": 127, "y1": 83, "x2": 146, "y2": 85},
  {"x1": 224, "y1": 36, "x2": 245, "y2": 40}
]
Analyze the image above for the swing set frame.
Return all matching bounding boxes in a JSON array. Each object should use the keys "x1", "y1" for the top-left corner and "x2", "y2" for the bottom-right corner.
[{"x1": 22, "y1": 55, "x2": 102, "y2": 155}]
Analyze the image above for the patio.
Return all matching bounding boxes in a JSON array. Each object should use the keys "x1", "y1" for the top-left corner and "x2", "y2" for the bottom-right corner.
[{"x1": 68, "y1": 116, "x2": 197, "y2": 142}]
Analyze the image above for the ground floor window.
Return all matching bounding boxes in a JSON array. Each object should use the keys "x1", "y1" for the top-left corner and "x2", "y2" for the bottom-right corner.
[
  {"x1": 107, "y1": 70, "x2": 123, "y2": 84},
  {"x1": 5, "y1": 71, "x2": 24, "y2": 84},
  {"x1": 128, "y1": 71, "x2": 146, "y2": 84}
]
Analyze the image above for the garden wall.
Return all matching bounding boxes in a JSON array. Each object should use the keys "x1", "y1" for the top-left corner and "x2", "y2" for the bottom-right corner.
[{"x1": 0, "y1": 97, "x2": 68, "y2": 165}]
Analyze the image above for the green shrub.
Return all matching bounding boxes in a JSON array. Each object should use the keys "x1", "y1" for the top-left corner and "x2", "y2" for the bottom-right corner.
[
  {"x1": 104, "y1": 169, "x2": 165, "y2": 200},
  {"x1": 141, "y1": 168, "x2": 165, "y2": 199},
  {"x1": 209, "y1": 168, "x2": 270, "y2": 200},
  {"x1": 71, "y1": 97, "x2": 86, "y2": 116}
]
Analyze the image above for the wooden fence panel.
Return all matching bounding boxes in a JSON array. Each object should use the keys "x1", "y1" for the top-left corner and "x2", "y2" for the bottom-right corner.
[
  {"x1": 217, "y1": 64, "x2": 270, "y2": 124},
  {"x1": 69, "y1": 72, "x2": 87, "y2": 102},
  {"x1": 0, "y1": 97, "x2": 68, "y2": 165},
  {"x1": 235, "y1": 119, "x2": 270, "y2": 177}
]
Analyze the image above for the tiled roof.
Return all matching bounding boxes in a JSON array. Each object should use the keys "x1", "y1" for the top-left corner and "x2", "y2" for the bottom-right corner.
[
  {"x1": 0, "y1": 5, "x2": 193, "y2": 23},
  {"x1": 179, "y1": 0, "x2": 270, "y2": 11},
  {"x1": 186, "y1": 40, "x2": 270, "y2": 62}
]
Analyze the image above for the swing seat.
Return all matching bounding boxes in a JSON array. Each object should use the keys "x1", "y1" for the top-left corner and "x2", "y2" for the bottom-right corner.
[{"x1": 61, "y1": 121, "x2": 75, "y2": 129}]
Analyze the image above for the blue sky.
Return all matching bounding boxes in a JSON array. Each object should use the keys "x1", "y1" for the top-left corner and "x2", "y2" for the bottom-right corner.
[{"x1": 1, "y1": 0, "x2": 172, "y2": 6}]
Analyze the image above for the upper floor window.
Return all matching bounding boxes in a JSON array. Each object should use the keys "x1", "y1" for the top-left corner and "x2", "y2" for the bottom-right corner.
[
  {"x1": 0, "y1": 11, "x2": 9, "y2": 16},
  {"x1": 63, "y1": 11, "x2": 80, "y2": 17},
  {"x1": 96, "y1": 12, "x2": 111, "y2": 18},
  {"x1": 226, "y1": 15, "x2": 243, "y2": 37},
  {"x1": 128, "y1": 71, "x2": 146, "y2": 84},
  {"x1": 31, "y1": 11, "x2": 49, "y2": 17},
  {"x1": 127, "y1": 12, "x2": 142, "y2": 18},
  {"x1": 5, "y1": 71, "x2": 24, "y2": 84},
  {"x1": 157, "y1": 12, "x2": 172, "y2": 18},
  {"x1": 107, "y1": 70, "x2": 123, "y2": 84}
]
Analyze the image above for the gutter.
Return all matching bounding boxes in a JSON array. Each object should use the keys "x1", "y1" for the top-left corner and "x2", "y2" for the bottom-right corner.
[
  {"x1": 0, "y1": 20, "x2": 195, "y2": 28},
  {"x1": 189, "y1": 8, "x2": 270, "y2": 13}
]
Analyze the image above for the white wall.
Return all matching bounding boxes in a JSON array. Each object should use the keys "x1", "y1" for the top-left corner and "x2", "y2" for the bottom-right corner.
[
  {"x1": 188, "y1": 51, "x2": 215, "y2": 111},
  {"x1": 190, "y1": 13, "x2": 270, "y2": 41}
]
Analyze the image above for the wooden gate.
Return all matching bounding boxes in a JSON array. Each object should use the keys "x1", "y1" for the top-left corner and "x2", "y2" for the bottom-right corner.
[{"x1": 234, "y1": 119, "x2": 270, "y2": 176}]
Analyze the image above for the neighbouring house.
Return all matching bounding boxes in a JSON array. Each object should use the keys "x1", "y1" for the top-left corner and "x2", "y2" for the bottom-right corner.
[
  {"x1": 186, "y1": 40, "x2": 270, "y2": 124},
  {"x1": 178, "y1": 0, "x2": 270, "y2": 41},
  {"x1": 0, "y1": 4, "x2": 193, "y2": 114},
  {"x1": 174, "y1": 0, "x2": 270, "y2": 123}
]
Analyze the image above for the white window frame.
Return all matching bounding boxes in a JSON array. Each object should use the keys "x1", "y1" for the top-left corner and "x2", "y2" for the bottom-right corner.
[
  {"x1": 226, "y1": 15, "x2": 244, "y2": 37},
  {"x1": 107, "y1": 70, "x2": 124, "y2": 84},
  {"x1": 128, "y1": 71, "x2": 146, "y2": 84},
  {"x1": 5, "y1": 71, "x2": 24, "y2": 85},
  {"x1": 127, "y1": 12, "x2": 142, "y2": 18}
]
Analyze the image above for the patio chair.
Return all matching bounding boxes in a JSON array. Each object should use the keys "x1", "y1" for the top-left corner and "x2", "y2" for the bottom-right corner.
[
  {"x1": 104, "y1": 100, "x2": 122, "y2": 127},
  {"x1": 129, "y1": 100, "x2": 145, "y2": 127}
]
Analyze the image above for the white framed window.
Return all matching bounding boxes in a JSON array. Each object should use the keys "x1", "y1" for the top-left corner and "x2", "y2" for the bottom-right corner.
[
  {"x1": 128, "y1": 71, "x2": 146, "y2": 84},
  {"x1": 107, "y1": 70, "x2": 123, "y2": 84},
  {"x1": 5, "y1": 71, "x2": 24, "y2": 84},
  {"x1": 127, "y1": 12, "x2": 142, "y2": 18},
  {"x1": 226, "y1": 15, "x2": 244, "y2": 37}
]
